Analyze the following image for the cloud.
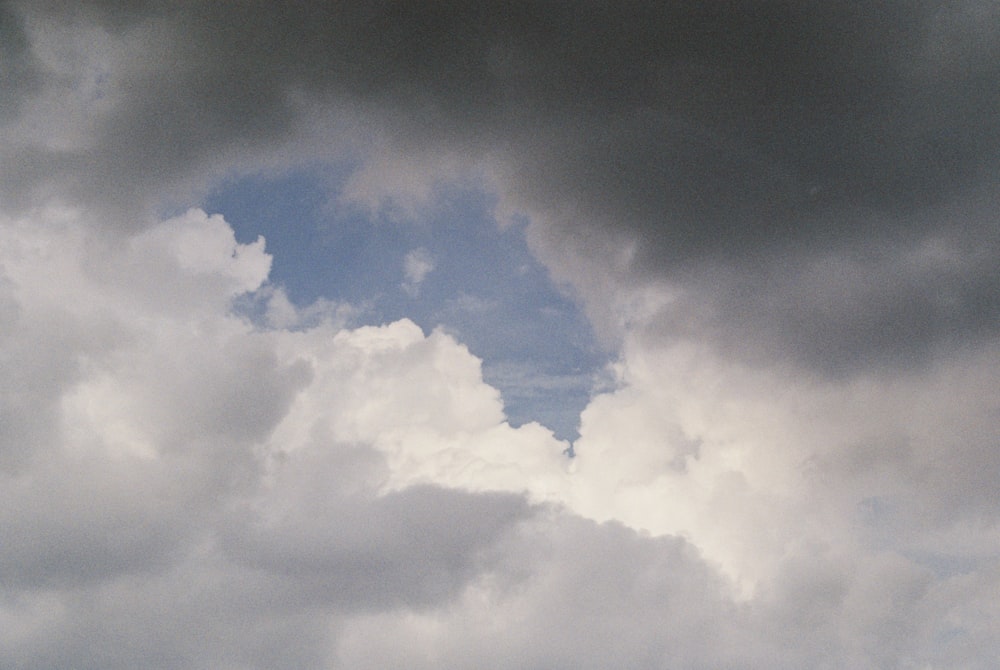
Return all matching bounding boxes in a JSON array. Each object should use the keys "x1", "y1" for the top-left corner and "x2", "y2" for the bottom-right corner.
[
  {"x1": 6, "y1": 1, "x2": 998, "y2": 373},
  {"x1": 2, "y1": 199, "x2": 998, "y2": 668},
  {"x1": 2, "y1": 3, "x2": 1000, "y2": 668},
  {"x1": 401, "y1": 247, "x2": 434, "y2": 296},
  {"x1": 568, "y1": 333, "x2": 1000, "y2": 590},
  {"x1": 0, "y1": 208, "x2": 542, "y2": 666}
]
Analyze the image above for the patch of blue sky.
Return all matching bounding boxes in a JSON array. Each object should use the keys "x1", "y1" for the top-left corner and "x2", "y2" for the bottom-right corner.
[{"x1": 203, "y1": 165, "x2": 609, "y2": 441}]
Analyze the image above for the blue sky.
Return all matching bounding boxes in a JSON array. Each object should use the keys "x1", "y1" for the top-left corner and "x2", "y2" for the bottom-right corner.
[{"x1": 204, "y1": 167, "x2": 607, "y2": 440}]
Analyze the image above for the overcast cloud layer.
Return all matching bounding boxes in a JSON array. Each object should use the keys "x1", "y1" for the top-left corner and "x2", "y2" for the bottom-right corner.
[{"x1": 2, "y1": 2, "x2": 999, "y2": 668}]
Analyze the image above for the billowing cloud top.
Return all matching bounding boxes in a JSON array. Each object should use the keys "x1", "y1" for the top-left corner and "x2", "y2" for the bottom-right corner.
[{"x1": 1, "y1": 2, "x2": 999, "y2": 668}]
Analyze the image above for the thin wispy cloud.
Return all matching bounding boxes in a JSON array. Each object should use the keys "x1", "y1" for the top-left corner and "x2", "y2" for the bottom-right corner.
[{"x1": 401, "y1": 247, "x2": 434, "y2": 296}]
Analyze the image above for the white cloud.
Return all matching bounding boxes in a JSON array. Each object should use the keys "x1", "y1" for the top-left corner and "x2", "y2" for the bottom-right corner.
[
  {"x1": 0, "y1": 207, "x2": 560, "y2": 666},
  {"x1": 402, "y1": 247, "x2": 435, "y2": 296},
  {"x1": 562, "y1": 328, "x2": 1000, "y2": 591},
  {"x1": 1, "y1": 202, "x2": 998, "y2": 668}
]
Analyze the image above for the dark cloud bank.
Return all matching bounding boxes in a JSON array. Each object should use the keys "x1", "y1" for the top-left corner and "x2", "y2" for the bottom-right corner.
[{"x1": 5, "y1": 1, "x2": 999, "y2": 374}]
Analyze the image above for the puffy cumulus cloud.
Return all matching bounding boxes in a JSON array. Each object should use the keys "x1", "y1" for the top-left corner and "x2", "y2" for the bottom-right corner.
[
  {"x1": 0, "y1": 207, "x2": 290, "y2": 586},
  {"x1": 332, "y1": 512, "x2": 1000, "y2": 670},
  {"x1": 267, "y1": 303, "x2": 1000, "y2": 667},
  {"x1": 0, "y1": 208, "x2": 544, "y2": 668},
  {"x1": 383, "y1": 299, "x2": 997, "y2": 594},
  {"x1": 566, "y1": 333, "x2": 1000, "y2": 588},
  {"x1": 7, "y1": 204, "x2": 996, "y2": 668},
  {"x1": 332, "y1": 515, "x2": 750, "y2": 670},
  {"x1": 262, "y1": 312, "x2": 573, "y2": 503}
]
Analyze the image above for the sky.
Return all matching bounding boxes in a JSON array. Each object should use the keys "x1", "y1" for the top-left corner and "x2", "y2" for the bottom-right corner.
[{"x1": 0, "y1": 2, "x2": 998, "y2": 668}]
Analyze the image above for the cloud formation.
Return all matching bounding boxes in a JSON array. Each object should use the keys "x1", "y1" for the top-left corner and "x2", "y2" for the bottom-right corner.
[
  {"x1": 2, "y1": 205, "x2": 997, "y2": 669},
  {"x1": 0, "y1": 208, "x2": 539, "y2": 666},
  {"x1": 401, "y1": 247, "x2": 434, "y2": 296},
  {"x1": 6, "y1": 2, "x2": 998, "y2": 372},
  {"x1": 2, "y1": 2, "x2": 999, "y2": 668}
]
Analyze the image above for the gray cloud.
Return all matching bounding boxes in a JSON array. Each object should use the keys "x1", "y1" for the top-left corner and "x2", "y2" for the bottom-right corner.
[
  {"x1": 0, "y1": 2, "x2": 40, "y2": 119},
  {"x1": 223, "y1": 485, "x2": 532, "y2": 610},
  {"x1": 4, "y1": 1, "x2": 998, "y2": 372}
]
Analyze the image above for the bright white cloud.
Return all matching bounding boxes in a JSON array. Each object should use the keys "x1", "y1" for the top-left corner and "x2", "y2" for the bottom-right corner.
[
  {"x1": 570, "y1": 332, "x2": 1000, "y2": 590},
  {"x1": 0, "y1": 208, "x2": 558, "y2": 667}
]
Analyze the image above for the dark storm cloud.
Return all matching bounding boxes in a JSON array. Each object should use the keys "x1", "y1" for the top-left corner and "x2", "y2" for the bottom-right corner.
[
  {"x1": 0, "y1": 2, "x2": 41, "y2": 118},
  {"x1": 4, "y1": 1, "x2": 999, "y2": 371},
  {"x1": 14, "y1": 2, "x2": 992, "y2": 212},
  {"x1": 658, "y1": 206, "x2": 1000, "y2": 375}
]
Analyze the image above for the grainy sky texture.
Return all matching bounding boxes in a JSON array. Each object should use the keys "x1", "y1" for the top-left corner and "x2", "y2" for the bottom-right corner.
[{"x1": 2, "y1": 2, "x2": 999, "y2": 668}]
